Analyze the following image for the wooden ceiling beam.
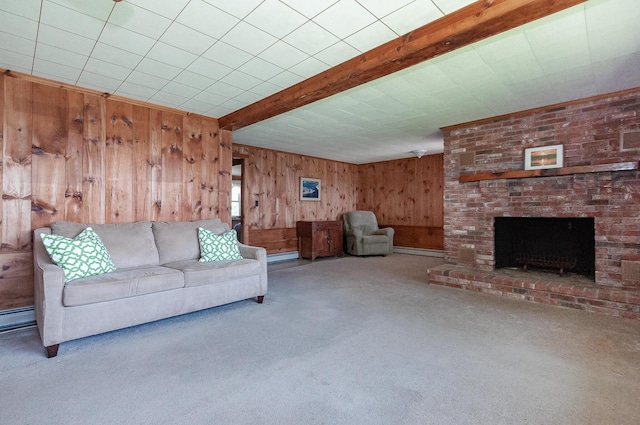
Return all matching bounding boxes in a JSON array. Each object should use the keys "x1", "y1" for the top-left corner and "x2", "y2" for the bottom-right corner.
[{"x1": 219, "y1": 0, "x2": 586, "y2": 131}]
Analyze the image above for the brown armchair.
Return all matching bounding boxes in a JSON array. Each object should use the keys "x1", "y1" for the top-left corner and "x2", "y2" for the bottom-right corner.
[{"x1": 343, "y1": 211, "x2": 394, "y2": 256}]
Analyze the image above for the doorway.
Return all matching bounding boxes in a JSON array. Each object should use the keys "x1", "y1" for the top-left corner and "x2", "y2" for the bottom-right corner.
[{"x1": 231, "y1": 158, "x2": 243, "y2": 243}]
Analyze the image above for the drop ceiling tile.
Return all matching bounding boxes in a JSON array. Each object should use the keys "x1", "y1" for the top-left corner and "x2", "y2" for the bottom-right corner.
[
  {"x1": 202, "y1": 42, "x2": 253, "y2": 69},
  {"x1": 150, "y1": 91, "x2": 189, "y2": 108},
  {"x1": 208, "y1": 105, "x2": 236, "y2": 117},
  {"x1": 160, "y1": 23, "x2": 217, "y2": 56},
  {"x1": 162, "y1": 81, "x2": 201, "y2": 99},
  {"x1": 314, "y1": 0, "x2": 377, "y2": 39},
  {"x1": 0, "y1": 10, "x2": 38, "y2": 41},
  {"x1": 37, "y1": 24, "x2": 95, "y2": 56},
  {"x1": 220, "y1": 22, "x2": 278, "y2": 56},
  {"x1": 258, "y1": 41, "x2": 308, "y2": 69},
  {"x1": 234, "y1": 91, "x2": 264, "y2": 104},
  {"x1": 586, "y1": 0, "x2": 639, "y2": 32},
  {"x1": 78, "y1": 70, "x2": 121, "y2": 92},
  {"x1": 283, "y1": 21, "x2": 340, "y2": 55},
  {"x1": 381, "y1": 0, "x2": 442, "y2": 35},
  {"x1": 314, "y1": 41, "x2": 360, "y2": 66},
  {"x1": 488, "y1": 54, "x2": 545, "y2": 84},
  {"x1": 99, "y1": 23, "x2": 155, "y2": 56},
  {"x1": 136, "y1": 57, "x2": 182, "y2": 80},
  {"x1": 83, "y1": 57, "x2": 131, "y2": 80},
  {"x1": 0, "y1": 49, "x2": 33, "y2": 72},
  {"x1": 280, "y1": 0, "x2": 339, "y2": 19},
  {"x1": 180, "y1": 98, "x2": 216, "y2": 114},
  {"x1": 173, "y1": 70, "x2": 217, "y2": 90},
  {"x1": 357, "y1": 0, "x2": 414, "y2": 18},
  {"x1": 0, "y1": 32, "x2": 35, "y2": 56},
  {"x1": 91, "y1": 42, "x2": 142, "y2": 69},
  {"x1": 244, "y1": 0, "x2": 307, "y2": 39},
  {"x1": 267, "y1": 70, "x2": 305, "y2": 89},
  {"x1": 187, "y1": 57, "x2": 233, "y2": 80},
  {"x1": 238, "y1": 57, "x2": 283, "y2": 81},
  {"x1": 35, "y1": 44, "x2": 87, "y2": 70},
  {"x1": 345, "y1": 21, "x2": 398, "y2": 52},
  {"x1": 0, "y1": 0, "x2": 40, "y2": 20},
  {"x1": 431, "y1": 0, "x2": 475, "y2": 14},
  {"x1": 116, "y1": 82, "x2": 157, "y2": 100},
  {"x1": 202, "y1": 0, "x2": 264, "y2": 19},
  {"x1": 41, "y1": 1, "x2": 104, "y2": 40},
  {"x1": 194, "y1": 91, "x2": 228, "y2": 105},
  {"x1": 474, "y1": 30, "x2": 530, "y2": 64},
  {"x1": 593, "y1": 51, "x2": 640, "y2": 94},
  {"x1": 147, "y1": 42, "x2": 198, "y2": 68},
  {"x1": 127, "y1": 0, "x2": 190, "y2": 19},
  {"x1": 205, "y1": 81, "x2": 245, "y2": 98},
  {"x1": 289, "y1": 57, "x2": 328, "y2": 78},
  {"x1": 125, "y1": 70, "x2": 169, "y2": 90},
  {"x1": 108, "y1": 3, "x2": 172, "y2": 39},
  {"x1": 48, "y1": 0, "x2": 112, "y2": 20},
  {"x1": 588, "y1": 25, "x2": 640, "y2": 62},
  {"x1": 249, "y1": 81, "x2": 283, "y2": 97},
  {"x1": 220, "y1": 99, "x2": 249, "y2": 111},
  {"x1": 176, "y1": 1, "x2": 239, "y2": 39},
  {"x1": 538, "y1": 49, "x2": 592, "y2": 75},
  {"x1": 220, "y1": 70, "x2": 263, "y2": 91}
]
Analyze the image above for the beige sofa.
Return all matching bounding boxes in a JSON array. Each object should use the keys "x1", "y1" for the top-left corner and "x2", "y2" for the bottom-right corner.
[{"x1": 33, "y1": 219, "x2": 267, "y2": 358}]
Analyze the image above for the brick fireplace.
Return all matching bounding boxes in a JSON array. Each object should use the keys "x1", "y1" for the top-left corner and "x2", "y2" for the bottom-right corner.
[{"x1": 427, "y1": 88, "x2": 640, "y2": 319}]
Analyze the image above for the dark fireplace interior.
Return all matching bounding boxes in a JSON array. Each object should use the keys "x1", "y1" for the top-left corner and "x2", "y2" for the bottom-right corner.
[{"x1": 494, "y1": 217, "x2": 595, "y2": 278}]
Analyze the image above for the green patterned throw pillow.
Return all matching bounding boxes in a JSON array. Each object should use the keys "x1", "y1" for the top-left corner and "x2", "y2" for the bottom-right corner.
[
  {"x1": 41, "y1": 227, "x2": 116, "y2": 282},
  {"x1": 198, "y1": 228, "x2": 243, "y2": 262}
]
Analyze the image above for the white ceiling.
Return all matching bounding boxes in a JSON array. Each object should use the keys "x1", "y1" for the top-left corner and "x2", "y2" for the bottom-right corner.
[{"x1": 1, "y1": 0, "x2": 639, "y2": 164}]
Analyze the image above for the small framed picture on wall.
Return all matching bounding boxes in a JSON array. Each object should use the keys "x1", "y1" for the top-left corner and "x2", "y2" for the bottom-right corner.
[
  {"x1": 524, "y1": 144, "x2": 563, "y2": 170},
  {"x1": 300, "y1": 177, "x2": 321, "y2": 201}
]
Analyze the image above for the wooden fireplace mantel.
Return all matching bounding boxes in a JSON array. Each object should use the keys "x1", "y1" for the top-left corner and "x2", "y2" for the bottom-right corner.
[{"x1": 458, "y1": 161, "x2": 640, "y2": 183}]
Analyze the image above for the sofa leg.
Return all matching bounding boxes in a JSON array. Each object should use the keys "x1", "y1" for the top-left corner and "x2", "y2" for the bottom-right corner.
[
  {"x1": 46, "y1": 344, "x2": 59, "y2": 358},
  {"x1": 257, "y1": 295, "x2": 264, "y2": 304}
]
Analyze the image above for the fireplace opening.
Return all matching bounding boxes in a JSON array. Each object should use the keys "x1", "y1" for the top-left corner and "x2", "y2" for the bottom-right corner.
[{"x1": 494, "y1": 217, "x2": 595, "y2": 278}]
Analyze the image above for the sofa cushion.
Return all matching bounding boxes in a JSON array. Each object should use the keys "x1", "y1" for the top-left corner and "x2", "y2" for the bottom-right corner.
[
  {"x1": 198, "y1": 228, "x2": 242, "y2": 261},
  {"x1": 163, "y1": 258, "x2": 261, "y2": 287},
  {"x1": 62, "y1": 265, "x2": 185, "y2": 307},
  {"x1": 51, "y1": 221, "x2": 160, "y2": 269},
  {"x1": 152, "y1": 219, "x2": 229, "y2": 265},
  {"x1": 42, "y1": 227, "x2": 116, "y2": 282}
]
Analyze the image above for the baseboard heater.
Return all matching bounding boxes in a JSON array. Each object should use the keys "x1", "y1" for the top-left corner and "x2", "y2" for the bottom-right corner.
[{"x1": 0, "y1": 306, "x2": 36, "y2": 332}]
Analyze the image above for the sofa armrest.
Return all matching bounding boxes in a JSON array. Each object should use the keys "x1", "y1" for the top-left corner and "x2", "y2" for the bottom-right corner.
[
  {"x1": 33, "y1": 228, "x2": 66, "y2": 348},
  {"x1": 238, "y1": 243, "x2": 265, "y2": 261},
  {"x1": 238, "y1": 243, "x2": 268, "y2": 296}
]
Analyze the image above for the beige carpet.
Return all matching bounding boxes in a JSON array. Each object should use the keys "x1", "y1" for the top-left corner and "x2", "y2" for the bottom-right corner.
[{"x1": 1, "y1": 254, "x2": 639, "y2": 424}]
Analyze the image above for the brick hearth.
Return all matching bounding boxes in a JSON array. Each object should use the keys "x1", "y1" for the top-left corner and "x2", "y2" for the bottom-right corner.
[{"x1": 428, "y1": 88, "x2": 640, "y2": 319}]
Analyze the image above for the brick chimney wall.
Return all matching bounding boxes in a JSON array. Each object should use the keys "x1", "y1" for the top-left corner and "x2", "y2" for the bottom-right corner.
[{"x1": 428, "y1": 88, "x2": 640, "y2": 318}]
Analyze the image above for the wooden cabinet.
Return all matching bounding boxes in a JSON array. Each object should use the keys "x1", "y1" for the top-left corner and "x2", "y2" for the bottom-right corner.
[{"x1": 296, "y1": 221, "x2": 343, "y2": 261}]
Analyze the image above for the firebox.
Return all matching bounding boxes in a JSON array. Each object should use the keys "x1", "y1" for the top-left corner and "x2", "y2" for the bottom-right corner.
[{"x1": 494, "y1": 217, "x2": 595, "y2": 278}]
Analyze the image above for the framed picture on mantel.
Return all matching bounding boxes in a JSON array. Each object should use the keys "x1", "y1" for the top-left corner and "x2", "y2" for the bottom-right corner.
[
  {"x1": 525, "y1": 144, "x2": 563, "y2": 170},
  {"x1": 300, "y1": 177, "x2": 321, "y2": 201}
]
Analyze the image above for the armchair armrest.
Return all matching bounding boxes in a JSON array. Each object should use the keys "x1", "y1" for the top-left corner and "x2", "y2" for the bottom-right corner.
[
  {"x1": 373, "y1": 227, "x2": 394, "y2": 238},
  {"x1": 345, "y1": 228, "x2": 363, "y2": 239}
]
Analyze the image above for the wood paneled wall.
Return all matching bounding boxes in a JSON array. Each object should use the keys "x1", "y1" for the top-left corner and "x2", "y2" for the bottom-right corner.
[
  {"x1": 233, "y1": 144, "x2": 358, "y2": 253},
  {"x1": 0, "y1": 73, "x2": 230, "y2": 310},
  {"x1": 357, "y1": 154, "x2": 444, "y2": 250}
]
